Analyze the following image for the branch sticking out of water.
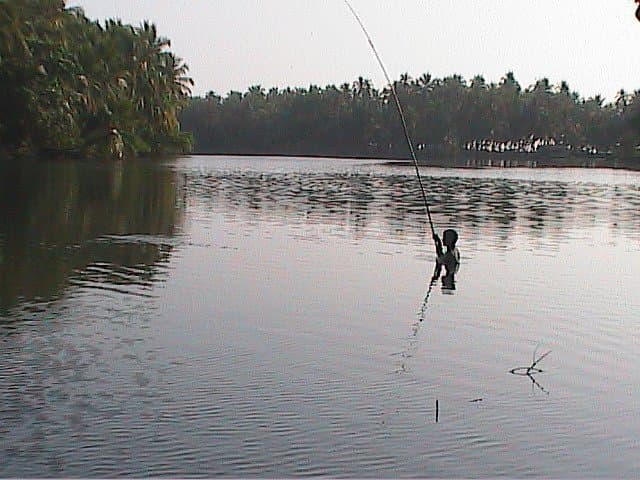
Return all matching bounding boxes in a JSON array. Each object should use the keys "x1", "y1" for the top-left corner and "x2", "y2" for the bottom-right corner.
[
  {"x1": 510, "y1": 344, "x2": 551, "y2": 376},
  {"x1": 510, "y1": 345, "x2": 551, "y2": 395}
]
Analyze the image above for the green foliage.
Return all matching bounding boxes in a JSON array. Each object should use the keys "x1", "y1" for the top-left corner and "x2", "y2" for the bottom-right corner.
[
  {"x1": 0, "y1": 0, "x2": 193, "y2": 158},
  {"x1": 181, "y1": 73, "x2": 640, "y2": 159}
]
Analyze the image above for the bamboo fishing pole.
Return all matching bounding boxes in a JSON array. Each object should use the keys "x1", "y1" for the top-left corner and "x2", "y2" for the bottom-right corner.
[{"x1": 343, "y1": 0, "x2": 437, "y2": 238}]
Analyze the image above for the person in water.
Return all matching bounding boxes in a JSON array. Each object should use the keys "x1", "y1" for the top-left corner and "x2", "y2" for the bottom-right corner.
[{"x1": 431, "y1": 229, "x2": 460, "y2": 290}]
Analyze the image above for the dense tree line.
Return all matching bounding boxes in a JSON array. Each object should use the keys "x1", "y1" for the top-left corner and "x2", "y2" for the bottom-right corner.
[
  {"x1": 181, "y1": 73, "x2": 640, "y2": 160},
  {"x1": 0, "y1": 0, "x2": 193, "y2": 159}
]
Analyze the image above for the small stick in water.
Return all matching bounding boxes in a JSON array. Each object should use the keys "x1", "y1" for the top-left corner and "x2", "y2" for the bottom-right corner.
[{"x1": 435, "y1": 399, "x2": 439, "y2": 423}]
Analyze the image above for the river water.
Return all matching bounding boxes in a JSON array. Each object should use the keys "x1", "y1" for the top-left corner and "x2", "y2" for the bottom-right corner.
[{"x1": 1, "y1": 155, "x2": 640, "y2": 477}]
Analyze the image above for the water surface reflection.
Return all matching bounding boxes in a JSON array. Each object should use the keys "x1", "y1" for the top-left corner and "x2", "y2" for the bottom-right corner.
[
  {"x1": 2, "y1": 156, "x2": 640, "y2": 477},
  {"x1": 0, "y1": 159, "x2": 184, "y2": 316},
  {"x1": 185, "y1": 161, "x2": 640, "y2": 251}
]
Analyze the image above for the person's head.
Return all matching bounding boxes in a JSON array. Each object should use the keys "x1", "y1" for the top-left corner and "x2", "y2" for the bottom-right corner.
[{"x1": 442, "y1": 229, "x2": 458, "y2": 249}]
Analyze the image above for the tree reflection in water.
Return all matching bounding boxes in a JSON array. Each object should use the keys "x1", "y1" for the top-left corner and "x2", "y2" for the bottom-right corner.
[
  {"x1": 0, "y1": 159, "x2": 185, "y2": 315},
  {"x1": 4, "y1": 159, "x2": 639, "y2": 320},
  {"x1": 186, "y1": 168, "x2": 639, "y2": 250}
]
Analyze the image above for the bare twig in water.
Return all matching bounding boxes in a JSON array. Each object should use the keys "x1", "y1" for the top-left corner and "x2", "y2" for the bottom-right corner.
[
  {"x1": 511, "y1": 343, "x2": 551, "y2": 376},
  {"x1": 527, "y1": 372, "x2": 550, "y2": 395},
  {"x1": 510, "y1": 344, "x2": 551, "y2": 394},
  {"x1": 531, "y1": 344, "x2": 551, "y2": 371}
]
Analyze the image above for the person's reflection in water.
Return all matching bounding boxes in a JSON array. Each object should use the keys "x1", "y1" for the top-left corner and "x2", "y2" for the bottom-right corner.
[{"x1": 431, "y1": 229, "x2": 460, "y2": 292}]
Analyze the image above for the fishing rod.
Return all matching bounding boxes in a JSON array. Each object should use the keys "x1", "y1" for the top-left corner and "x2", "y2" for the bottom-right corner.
[{"x1": 343, "y1": 0, "x2": 436, "y2": 238}]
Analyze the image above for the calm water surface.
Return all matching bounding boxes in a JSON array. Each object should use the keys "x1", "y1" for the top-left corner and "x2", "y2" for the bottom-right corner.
[{"x1": 2, "y1": 155, "x2": 640, "y2": 477}]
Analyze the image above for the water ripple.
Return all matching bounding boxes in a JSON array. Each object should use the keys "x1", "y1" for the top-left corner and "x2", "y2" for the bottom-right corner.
[{"x1": 3, "y1": 157, "x2": 640, "y2": 477}]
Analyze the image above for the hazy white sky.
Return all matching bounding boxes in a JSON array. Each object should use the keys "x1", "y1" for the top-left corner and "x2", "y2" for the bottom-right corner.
[{"x1": 67, "y1": 0, "x2": 640, "y2": 101}]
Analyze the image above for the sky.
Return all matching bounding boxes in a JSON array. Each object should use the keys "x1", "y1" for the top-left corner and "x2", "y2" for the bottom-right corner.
[{"x1": 66, "y1": 0, "x2": 640, "y2": 102}]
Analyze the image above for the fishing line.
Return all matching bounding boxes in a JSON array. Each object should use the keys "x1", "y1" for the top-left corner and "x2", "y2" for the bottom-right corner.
[{"x1": 343, "y1": 0, "x2": 436, "y2": 237}]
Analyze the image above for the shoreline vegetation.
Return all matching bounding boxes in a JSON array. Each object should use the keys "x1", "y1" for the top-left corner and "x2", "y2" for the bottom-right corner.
[
  {"x1": 0, "y1": 0, "x2": 193, "y2": 160},
  {"x1": 180, "y1": 75, "x2": 640, "y2": 165},
  {"x1": 1, "y1": 2, "x2": 639, "y2": 166}
]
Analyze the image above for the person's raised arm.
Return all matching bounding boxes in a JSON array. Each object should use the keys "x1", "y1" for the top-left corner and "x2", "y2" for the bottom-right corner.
[{"x1": 433, "y1": 233, "x2": 443, "y2": 257}]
